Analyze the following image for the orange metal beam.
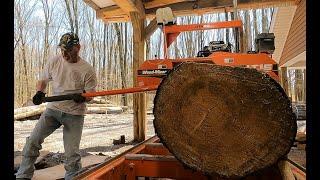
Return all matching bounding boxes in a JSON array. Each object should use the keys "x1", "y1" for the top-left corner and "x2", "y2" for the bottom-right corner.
[
  {"x1": 74, "y1": 136, "x2": 159, "y2": 179},
  {"x1": 163, "y1": 20, "x2": 243, "y2": 51},
  {"x1": 140, "y1": 143, "x2": 172, "y2": 155},
  {"x1": 82, "y1": 85, "x2": 158, "y2": 97},
  {"x1": 124, "y1": 154, "x2": 209, "y2": 179},
  {"x1": 163, "y1": 20, "x2": 243, "y2": 34}
]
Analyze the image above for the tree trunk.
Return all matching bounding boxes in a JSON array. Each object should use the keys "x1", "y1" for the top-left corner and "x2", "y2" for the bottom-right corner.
[
  {"x1": 87, "y1": 8, "x2": 96, "y2": 68},
  {"x1": 64, "y1": 0, "x2": 74, "y2": 32},
  {"x1": 153, "y1": 62, "x2": 297, "y2": 178},
  {"x1": 253, "y1": 10, "x2": 258, "y2": 51},
  {"x1": 114, "y1": 23, "x2": 127, "y2": 106},
  {"x1": 102, "y1": 24, "x2": 107, "y2": 84},
  {"x1": 123, "y1": 23, "x2": 128, "y2": 106},
  {"x1": 225, "y1": 11, "x2": 229, "y2": 43},
  {"x1": 41, "y1": 0, "x2": 50, "y2": 69}
]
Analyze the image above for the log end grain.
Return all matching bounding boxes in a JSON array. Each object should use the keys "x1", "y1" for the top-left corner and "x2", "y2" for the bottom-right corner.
[{"x1": 153, "y1": 62, "x2": 297, "y2": 178}]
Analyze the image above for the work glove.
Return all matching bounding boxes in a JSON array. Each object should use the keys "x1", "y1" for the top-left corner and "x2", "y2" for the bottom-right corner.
[
  {"x1": 72, "y1": 90, "x2": 86, "y2": 103},
  {"x1": 32, "y1": 91, "x2": 45, "y2": 105}
]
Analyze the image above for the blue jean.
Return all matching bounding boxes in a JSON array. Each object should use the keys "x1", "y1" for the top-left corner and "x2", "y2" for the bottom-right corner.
[{"x1": 15, "y1": 108, "x2": 84, "y2": 180}]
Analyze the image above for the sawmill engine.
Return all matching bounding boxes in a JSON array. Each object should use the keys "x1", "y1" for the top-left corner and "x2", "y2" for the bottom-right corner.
[
  {"x1": 255, "y1": 33, "x2": 275, "y2": 54},
  {"x1": 197, "y1": 33, "x2": 275, "y2": 57},
  {"x1": 197, "y1": 41, "x2": 232, "y2": 57}
]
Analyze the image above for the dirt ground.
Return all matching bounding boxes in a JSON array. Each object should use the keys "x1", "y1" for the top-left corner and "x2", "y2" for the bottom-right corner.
[{"x1": 14, "y1": 112, "x2": 155, "y2": 171}]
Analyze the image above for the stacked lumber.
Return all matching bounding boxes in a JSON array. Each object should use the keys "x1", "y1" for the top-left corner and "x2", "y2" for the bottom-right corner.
[
  {"x1": 153, "y1": 63, "x2": 297, "y2": 178},
  {"x1": 86, "y1": 104, "x2": 123, "y2": 114}
]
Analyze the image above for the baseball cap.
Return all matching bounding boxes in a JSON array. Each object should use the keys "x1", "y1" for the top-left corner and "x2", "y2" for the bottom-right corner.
[{"x1": 58, "y1": 32, "x2": 79, "y2": 50}]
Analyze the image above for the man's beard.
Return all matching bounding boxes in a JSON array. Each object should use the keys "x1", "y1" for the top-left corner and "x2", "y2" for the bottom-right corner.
[{"x1": 63, "y1": 52, "x2": 78, "y2": 63}]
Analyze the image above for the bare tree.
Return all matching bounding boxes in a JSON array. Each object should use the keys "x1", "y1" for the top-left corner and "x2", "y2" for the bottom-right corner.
[
  {"x1": 14, "y1": 0, "x2": 38, "y2": 106},
  {"x1": 63, "y1": 0, "x2": 79, "y2": 34},
  {"x1": 114, "y1": 23, "x2": 128, "y2": 106},
  {"x1": 85, "y1": 6, "x2": 96, "y2": 68},
  {"x1": 40, "y1": 0, "x2": 60, "y2": 69}
]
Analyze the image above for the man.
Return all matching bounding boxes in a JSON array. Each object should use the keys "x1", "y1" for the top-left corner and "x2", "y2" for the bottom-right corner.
[{"x1": 15, "y1": 32, "x2": 97, "y2": 180}]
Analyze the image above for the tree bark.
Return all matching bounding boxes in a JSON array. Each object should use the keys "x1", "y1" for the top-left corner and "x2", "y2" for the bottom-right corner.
[{"x1": 153, "y1": 62, "x2": 297, "y2": 178}]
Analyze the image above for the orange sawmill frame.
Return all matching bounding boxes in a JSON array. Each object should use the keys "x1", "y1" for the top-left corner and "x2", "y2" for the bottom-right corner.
[
  {"x1": 74, "y1": 136, "x2": 208, "y2": 180},
  {"x1": 74, "y1": 136, "x2": 306, "y2": 180},
  {"x1": 74, "y1": 20, "x2": 278, "y2": 98},
  {"x1": 163, "y1": 20, "x2": 243, "y2": 55}
]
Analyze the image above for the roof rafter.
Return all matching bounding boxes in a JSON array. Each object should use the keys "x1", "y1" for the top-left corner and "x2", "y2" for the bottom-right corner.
[
  {"x1": 144, "y1": 0, "x2": 194, "y2": 9},
  {"x1": 96, "y1": 5, "x2": 127, "y2": 19},
  {"x1": 88, "y1": 0, "x2": 297, "y2": 22},
  {"x1": 145, "y1": 0, "x2": 297, "y2": 16}
]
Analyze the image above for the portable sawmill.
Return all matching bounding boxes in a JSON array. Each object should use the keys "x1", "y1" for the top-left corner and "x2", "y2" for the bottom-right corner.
[
  {"x1": 40, "y1": 19, "x2": 278, "y2": 102},
  {"x1": 38, "y1": 12, "x2": 300, "y2": 179}
]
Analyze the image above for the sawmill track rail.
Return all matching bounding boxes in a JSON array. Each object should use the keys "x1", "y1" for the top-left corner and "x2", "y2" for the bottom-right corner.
[{"x1": 74, "y1": 135, "x2": 305, "y2": 180}]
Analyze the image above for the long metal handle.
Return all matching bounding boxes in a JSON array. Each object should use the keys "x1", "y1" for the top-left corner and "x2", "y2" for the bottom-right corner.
[
  {"x1": 41, "y1": 85, "x2": 158, "y2": 103},
  {"x1": 42, "y1": 94, "x2": 76, "y2": 102}
]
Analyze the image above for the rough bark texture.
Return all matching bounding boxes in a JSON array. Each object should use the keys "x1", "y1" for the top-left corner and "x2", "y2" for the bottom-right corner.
[{"x1": 153, "y1": 62, "x2": 297, "y2": 178}]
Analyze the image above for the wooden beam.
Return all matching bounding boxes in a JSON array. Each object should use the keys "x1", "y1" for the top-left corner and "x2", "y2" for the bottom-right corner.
[
  {"x1": 113, "y1": 0, "x2": 145, "y2": 17},
  {"x1": 145, "y1": 0, "x2": 297, "y2": 17},
  {"x1": 102, "y1": 16, "x2": 130, "y2": 23},
  {"x1": 83, "y1": 0, "x2": 100, "y2": 10},
  {"x1": 145, "y1": 18, "x2": 159, "y2": 39},
  {"x1": 130, "y1": 11, "x2": 147, "y2": 142},
  {"x1": 96, "y1": 5, "x2": 127, "y2": 18},
  {"x1": 144, "y1": 0, "x2": 193, "y2": 9},
  {"x1": 92, "y1": 0, "x2": 299, "y2": 22}
]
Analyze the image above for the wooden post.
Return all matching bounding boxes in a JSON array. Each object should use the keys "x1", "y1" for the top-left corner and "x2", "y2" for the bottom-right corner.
[
  {"x1": 130, "y1": 12, "x2": 147, "y2": 142},
  {"x1": 280, "y1": 67, "x2": 289, "y2": 95}
]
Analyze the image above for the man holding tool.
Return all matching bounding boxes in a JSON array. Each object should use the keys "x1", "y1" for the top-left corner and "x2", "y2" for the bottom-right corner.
[{"x1": 16, "y1": 32, "x2": 97, "y2": 180}]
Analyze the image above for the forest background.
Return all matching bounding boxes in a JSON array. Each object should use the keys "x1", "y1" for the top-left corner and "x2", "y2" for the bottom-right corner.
[{"x1": 14, "y1": 0, "x2": 304, "y2": 109}]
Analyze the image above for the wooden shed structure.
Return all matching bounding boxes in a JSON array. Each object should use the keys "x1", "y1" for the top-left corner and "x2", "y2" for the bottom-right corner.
[
  {"x1": 83, "y1": 0, "x2": 302, "y2": 142},
  {"x1": 269, "y1": 0, "x2": 305, "y2": 102}
]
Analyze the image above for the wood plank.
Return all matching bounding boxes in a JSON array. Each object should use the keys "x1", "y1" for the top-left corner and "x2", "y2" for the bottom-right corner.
[
  {"x1": 14, "y1": 151, "x2": 50, "y2": 169},
  {"x1": 145, "y1": 18, "x2": 159, "y2": 39},
  {"x1": 130, "y1": 11, "x2": 147, "y2": 142},
  {"x1": 14, "y1": 105, "x2": 46, "y2": 120},
  {"x1": 83, "y1": 0, "x2": 100, "y2": 10},
  {"x1": 144, "y1": 0, "x2": 193, "y2": 9},
  {"x1": 113, "y1": 0, "x2": 145, "y2": 17},
  {"x1": 279, "y1": 0, "x2": 305, "y2": 65},
  {"x1": 96, "y1": 5, "x2": 127, "y2": 18},
  {"x1": 102, "y1": 17, "x2": 130, "y2": 23},
  {"x1": 112, "y1": 0, "x2": 136, "y2": 12},
  {"x1": 145, "y1": 0, "x2": 297, "y2": 17},
  {"x1": 93, "y1": 0, "x2": 296, "y2": 22},
  {"x1": 32, "y1": 155, "x2": 106, "y2": 180}
]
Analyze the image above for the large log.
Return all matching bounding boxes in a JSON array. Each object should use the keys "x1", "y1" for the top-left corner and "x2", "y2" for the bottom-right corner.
[
  {"x1": 153, "y1": 63, "x2": 297, "y2": 178},
  {"x1": 14, "y1": 104, "x2": 47, "y2": 121}
]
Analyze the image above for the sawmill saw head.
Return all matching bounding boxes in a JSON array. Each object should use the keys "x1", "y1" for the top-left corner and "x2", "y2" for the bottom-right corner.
[
  {"x1": 39, "y1": 19, "x2": 280, "y2": 103},
  {"x1": 137, "y1": 19, "x2": 279, "y2": 88}
]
